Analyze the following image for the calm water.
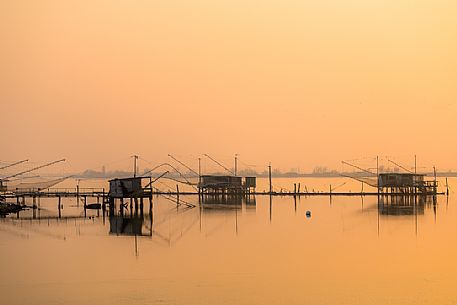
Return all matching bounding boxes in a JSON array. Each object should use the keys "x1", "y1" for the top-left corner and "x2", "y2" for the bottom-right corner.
[{"x1": 1, "y1": 177, "x2": 456, "y2": 305}]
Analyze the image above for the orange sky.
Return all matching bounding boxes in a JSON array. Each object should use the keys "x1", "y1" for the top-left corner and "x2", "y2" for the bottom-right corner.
[{"x1": 1, "y1": 0, "x2": 456, "y2": 173}]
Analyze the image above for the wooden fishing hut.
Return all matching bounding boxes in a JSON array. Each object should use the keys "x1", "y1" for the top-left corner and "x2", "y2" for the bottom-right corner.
[
  {"x1": 378, "y1": 173, "x2": 437, "y2": 195},
  {"x1": 198, "y1": 175, "x2": 256, "y2": 194},
  {"x1": 108, "y1": 176, "x2": 153, "y2": 217},
  {"x1": 197, "y1": 175, "x2": 256, "y2": 205}
]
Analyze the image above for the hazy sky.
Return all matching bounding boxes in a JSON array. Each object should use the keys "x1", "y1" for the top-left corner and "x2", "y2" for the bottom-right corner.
[{"x1": 1, "y1": 0, "x2": 456, "y2": 173}]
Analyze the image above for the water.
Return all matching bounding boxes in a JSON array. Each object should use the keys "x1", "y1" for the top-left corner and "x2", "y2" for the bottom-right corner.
[{"x1": 0, "y1": 177, "x2": 456, "y2": 305}]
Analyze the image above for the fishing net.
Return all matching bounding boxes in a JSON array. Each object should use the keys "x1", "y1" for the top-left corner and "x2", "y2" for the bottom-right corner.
[{"x1": 8, "y1": 177, "x2": 68, "y2": 192}]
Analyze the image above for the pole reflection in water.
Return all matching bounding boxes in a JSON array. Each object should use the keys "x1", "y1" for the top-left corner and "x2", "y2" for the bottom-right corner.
[{"x1": 376, "y1": 194, "x2": 440, "y2": 238}]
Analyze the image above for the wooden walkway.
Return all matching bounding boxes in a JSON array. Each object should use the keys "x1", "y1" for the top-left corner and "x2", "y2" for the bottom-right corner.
[{"x1": 2, "y1": 189, "x2": 445, "y2": 199}]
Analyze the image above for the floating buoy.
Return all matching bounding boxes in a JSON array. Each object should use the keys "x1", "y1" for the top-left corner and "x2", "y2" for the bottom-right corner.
[{"x1": 306, "y1": 211, "x2": 311, "y2": 218}]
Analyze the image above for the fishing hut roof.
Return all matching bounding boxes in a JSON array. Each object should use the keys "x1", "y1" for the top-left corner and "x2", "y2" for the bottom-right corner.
[
  {"x1": 199, "y1": 175, "x2": 242, "y2": 188},
  {"x1": 378, "y1": 172, "x2": 426, "y2": 188},
  {"x1": 378, "y1": 173, "x2": 426, "y2": 177},
  {"x1": 108, "y1": 176, "x2": 150, "y2": 182}
]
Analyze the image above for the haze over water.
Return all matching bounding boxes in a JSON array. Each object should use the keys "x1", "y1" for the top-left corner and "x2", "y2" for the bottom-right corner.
[
  {"x1": 0, "y1": 178, "x2": 456, "y2": 305},
  {"x1": 1, "y1": 0, "x2": 457, "y2": 172}
]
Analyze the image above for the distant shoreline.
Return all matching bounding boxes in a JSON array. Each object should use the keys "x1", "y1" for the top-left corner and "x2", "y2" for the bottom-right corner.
[{"x1": 71, "y1": 171, "x2": 457, "y2": 179}]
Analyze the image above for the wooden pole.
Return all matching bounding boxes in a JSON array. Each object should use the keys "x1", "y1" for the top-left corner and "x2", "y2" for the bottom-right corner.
[
  {"x1": 198, "y1": 158, "x2": 202, "y2": 196},
  {"x1": 133, "y1": 155, "x2": 138, "y2": 177},
  {"x1": 268, "y1": 163, "x2": 272, "y2": 195},
  {"x1": 176, "y1": 184, "x2": 180, "y2": 205},
  {"x1": 376, "y1": 156, "x2": 379, "y2": 196},
  {"x1": 84, "y1": 196, "x2": 87, "y2": 218},
  {"x1": 234, "y1": 154, "x2": 238, "y2": 176},
  {"x1": 433, "y1": 166, "x2": 437, "y2": 195},
  {"x1": 76, "y1": 182, "x2": 80, "y2": 207},
  {"x1": 58, "y1": 196, "x2": 61, "y2": 219}
]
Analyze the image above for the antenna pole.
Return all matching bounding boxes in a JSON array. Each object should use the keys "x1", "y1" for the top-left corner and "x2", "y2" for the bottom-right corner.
[
  {"x1": 376, "y1": 156, "x2": 379, "y2": 195},
  {"x1": 234, "y1": 154, "x2": 238, "y2": 176},
  {"x1": 198, "y1": 158, "x2": 201, "y2": 181},
  {"x1": 132, "y1": 155, "x2": 139, "y2": 177}
]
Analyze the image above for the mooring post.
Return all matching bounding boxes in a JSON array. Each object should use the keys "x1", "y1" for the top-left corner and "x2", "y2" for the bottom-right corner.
[
  {"x1": 97, "y1": 196, "x2": 100, "y2": 217},
  {"x1": 102, "y1": 189, "x2": 106, "y2": 216},
  {"x1": 298, "y1": 183, "x2": 301, "y2": 195},
  {"x1": 294, "y1": 183, "x2": 297, "y2": 196},
  {"x1": 176, "y1": 184, "x2": 180, "y2": 205},
  {"x1": 76, "y1": 183, "x2": 80, "y2": 207},
  {"x1": 58, "y1": 196, "x2": 61, "y2": 219},
  {"x1": 268, "y1": 163, "x2": 272, "y2": 195},
  {"x1": 294, "y1": 194, "x2": 297, "y2": 214},
  {"x1": 446, "y1": 177, "x2": 449, "y2": 196}
]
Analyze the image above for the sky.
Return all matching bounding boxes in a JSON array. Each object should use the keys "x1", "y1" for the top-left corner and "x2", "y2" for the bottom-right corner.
[{"x1": 1, "y1": 0, "x2": 456, "y2": 173}]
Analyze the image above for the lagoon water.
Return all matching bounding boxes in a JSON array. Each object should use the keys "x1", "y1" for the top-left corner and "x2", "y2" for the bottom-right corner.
[{"x1": 1, "y1": 177, "x2": 456, "y2": 305}]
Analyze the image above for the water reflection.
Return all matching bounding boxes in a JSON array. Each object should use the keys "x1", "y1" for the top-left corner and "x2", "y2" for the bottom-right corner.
[
  {"x1": 200, "y1": 194, "x2": 256, "y2": 206},
  {"x1": 378, "y1": 195, "x2": 436, "y2": 216},
  {"x1": 109, "y1": 215, "x2": 148, "y2": 236}
]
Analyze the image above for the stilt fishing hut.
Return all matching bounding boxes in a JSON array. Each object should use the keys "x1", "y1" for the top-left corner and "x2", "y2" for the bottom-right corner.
[
  {"x1": 198, "y1": 175, "x2": 256, "y2": 195},
  {"x1": 197, "y1": 175, "x2": 256, "y2": 205},
  {"x1": 378, "y1": 173, "x2": 437, "y2": 195},
  {"x1": 342, "y1": 157, "x2": 438, "y2": 196},
  {"x1": 108, "y1": 176, "x2": 153, "y2": 217}
]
